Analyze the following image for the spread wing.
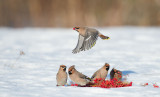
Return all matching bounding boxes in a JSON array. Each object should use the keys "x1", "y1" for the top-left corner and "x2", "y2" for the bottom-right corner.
[
  {"x1": 72, "y1": 29, "x2": 99, "y2": 54},
  {"x1": 72, "y1": 35, "x2": 85, "y2": 54},
  {"x1": 80, "y1": 30, "x2": 99, "y2": 51}
]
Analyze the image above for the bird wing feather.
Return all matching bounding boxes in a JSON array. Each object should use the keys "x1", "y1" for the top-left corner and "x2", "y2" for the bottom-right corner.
[
  {"x1": 91, "y1": 70, "x2": 99, "y2": 79},
  {"x1": 78, "y1": 72, "x2": 91, "y2": 81},
  {"x1": 72, "y1": 35, "x2": 85, "y2": 54},
  {"x1": 80, "y1": 30, "x2": 99, "y2": 51}
]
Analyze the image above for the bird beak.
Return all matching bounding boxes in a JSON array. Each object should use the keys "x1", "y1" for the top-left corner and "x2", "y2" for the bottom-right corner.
[{"x1": 73, "y1": 28, "x2": 75, "y2": 30}]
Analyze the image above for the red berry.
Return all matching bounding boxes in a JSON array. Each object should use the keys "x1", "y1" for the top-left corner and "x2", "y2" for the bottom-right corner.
[{"x1": 153, "y1": 83, "x2": 159, "y2": 88}]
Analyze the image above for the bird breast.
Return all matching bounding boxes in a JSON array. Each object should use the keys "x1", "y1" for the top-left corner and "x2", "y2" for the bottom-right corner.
[{"x1": 100, "y1": 69, "x2": 108, "y2": 78}]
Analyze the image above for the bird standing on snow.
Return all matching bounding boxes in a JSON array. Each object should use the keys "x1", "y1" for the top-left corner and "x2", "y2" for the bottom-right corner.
[
  {"x1": 56, "y1": 65, "x2": 67, "y2": 86},
  {"x1": 72, "y1": 27, "x2": 110, "y2": 54},
  {"x1": 68, "y1": 65, "x2": 91, "y2": 86},
  {"x1": 91, "y1": 63, "x2": 110, "y2": 81}
]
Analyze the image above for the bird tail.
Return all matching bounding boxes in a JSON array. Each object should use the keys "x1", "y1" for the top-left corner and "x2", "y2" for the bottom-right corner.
[{"x1": 99, "y1": 34, "x2": 110, "y2": 40}]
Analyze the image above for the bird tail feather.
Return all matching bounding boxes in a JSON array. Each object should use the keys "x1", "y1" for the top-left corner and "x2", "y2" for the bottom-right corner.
[{"x1": 99, "y1": 34, "x2": 110, "y2": 40}]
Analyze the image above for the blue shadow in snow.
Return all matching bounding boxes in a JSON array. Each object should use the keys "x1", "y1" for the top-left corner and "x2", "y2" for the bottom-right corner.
[
  {"x1": 107, "y1": 70, "x2": 136, "y2": 79},
  {"x1": 122, "y1": 70, "x2": 136, "y2": 75}
]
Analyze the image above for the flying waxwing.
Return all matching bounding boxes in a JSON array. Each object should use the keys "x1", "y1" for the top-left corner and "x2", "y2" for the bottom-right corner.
[
  {"x1": 56, "y1": 65, "x2": 67, "y2": 86},
  {"x1": 72, "y1": 27, "x2": 110, "y2": 54},
  {"x1": 110, "y1": 68, "x2": 122, "y2": 81},
  {"x1": 68, "y1": 65, "x2": 91, "y2": 86},
  {"x1": 91, "y1": 63, "x2": 110, "y2": 81}
]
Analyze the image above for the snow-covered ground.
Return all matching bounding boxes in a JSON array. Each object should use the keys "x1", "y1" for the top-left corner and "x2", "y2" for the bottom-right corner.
[{"x1": 0, "y1": 27, "x2": 160, "y2": 97}]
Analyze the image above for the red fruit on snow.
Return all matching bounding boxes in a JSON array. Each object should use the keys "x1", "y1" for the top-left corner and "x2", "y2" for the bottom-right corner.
[
  {"x1": 91, "y1": 78, "x2": 132, "y2": 88},
  {"x1": 153, "y1": 83, "x2": 159, "y2": 88}
]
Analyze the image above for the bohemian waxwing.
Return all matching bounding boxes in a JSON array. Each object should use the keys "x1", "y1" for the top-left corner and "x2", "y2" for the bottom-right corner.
[
  {"x1": 91, "y1": 63, "x2": 110, "y2": 81},
  {"x1": 68, "y1": 65, "x2": 91, "y2": 86},
  {"x1": 56, "y1": 65, "x2": 67, "y2": 86},
  {"x1": 110, "y1": 68, "x2": 122, "y2": 81},
  {"x1": 72, "y1": 27, "x2": 110, "y2": 54}
]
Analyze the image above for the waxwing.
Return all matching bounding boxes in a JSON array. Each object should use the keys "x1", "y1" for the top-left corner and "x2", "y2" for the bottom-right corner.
[
  {"x1": 72, "y1": 27, "x2": 110, "y2": 54},
  {"x1": 110, "y1": 68, "x2": 122, "y2": 81},
  {"x1": 68, "y1": 65, "x2": 91, "y2": 86},
  {"x1": 91, "y1": 63, "x2": 110, "y2": 81},
  {"x1": 56, "y1": 65, "x2": 67, "y2": 86}
]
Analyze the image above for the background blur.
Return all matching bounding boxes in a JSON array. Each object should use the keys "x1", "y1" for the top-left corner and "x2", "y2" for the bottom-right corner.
[{"x1": 0, "y1": 0, "x2": 160, "y2": 28}]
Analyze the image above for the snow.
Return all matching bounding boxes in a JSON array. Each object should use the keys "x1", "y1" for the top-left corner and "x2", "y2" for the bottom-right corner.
[{"x1": 0, "y1": 27, "x2": 160, "y2": 97}]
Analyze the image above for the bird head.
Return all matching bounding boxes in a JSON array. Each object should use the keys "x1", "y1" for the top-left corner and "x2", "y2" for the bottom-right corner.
[
  {"x1": 60, "y1": 65, "x2": 67, "y2": 71},
  {"x1": 68, "y1": 65, "x2": 75, "y2": 75},
  {"x1": 114, "y1": 69, "x2": 122, "y2": 75},
  {"x1": 112, "y1": 68, "x2": 122, "y2": 75},
  {"x1": 104, "y1": 63, "x2": 110, "y2": 71},
  {"x1": 73, "y1": 27, "x2": 80, "y2": 31}
]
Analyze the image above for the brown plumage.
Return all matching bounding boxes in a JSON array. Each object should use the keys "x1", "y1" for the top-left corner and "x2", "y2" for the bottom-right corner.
[
  {"x1": 91, "y1": 63, "x2": 110, "y2": 81},
  {"x1": 56, "y1": 65, "x2": 67, "y2": 86},
  {"x1": 110, "y1": 68, "x2": 122, "y2": 81},
  {"x1": 72, "y1": 27, "x2": 110, "y2": 54},
  {"x1": 68, "y1": 65, "x2": 91, "y2": 86}
]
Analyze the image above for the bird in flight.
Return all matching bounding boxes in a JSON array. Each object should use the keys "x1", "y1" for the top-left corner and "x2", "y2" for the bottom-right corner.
[{"x1": 72, "y1": 27, "x2": 110, "y2": 54}]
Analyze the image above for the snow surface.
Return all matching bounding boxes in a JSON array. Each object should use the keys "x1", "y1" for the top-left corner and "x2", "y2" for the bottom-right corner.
[{"x1": 0, "y1": 27, "x2": 160, "y2": 97}]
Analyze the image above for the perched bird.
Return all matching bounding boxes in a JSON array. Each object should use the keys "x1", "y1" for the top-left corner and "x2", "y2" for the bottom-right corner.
[
  {"x1": 91, "y1": 63, "x2": 110, "y2": 81},
  {"x1": 56, "y1": 65, "x2": 67, "y2": 86},
  {"x1": 72, "y1": 27, "x2": 110, "y2": 54},
  {"x1": 110, "y1": 68, "x2": 122, "y2": 81},
  {"x1": 68, "y1": 65, "x2": 91, "y2": 86}
]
